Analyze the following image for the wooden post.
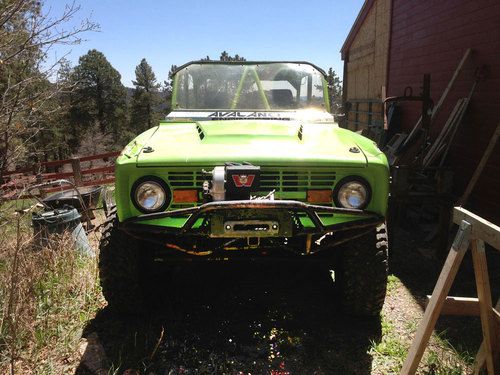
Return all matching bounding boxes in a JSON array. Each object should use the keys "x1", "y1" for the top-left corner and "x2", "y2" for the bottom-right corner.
[
  {"x1": 404, "y1": 48, "x2": 472, "y2": 144},
  {"x1": 382, "y1": 85, "x2": 388, "y2": 131},
  {"x1": 454, "y1": 207, "x2": 500, "y2": 250},
  {"x1": 426, "y1": 296, "x2": 480, "y2": 316},
  {"x1": 71, "y1": 157, "x2": 83, "y2": 187},
  {"x1": 474, "y1": 299, "x2": 500, "y2": 374},
  {"x1": 400, "y1": 220, "x2": 471, "y2": 374},
  {"x1": 35, "y1": 162, "x2": 46, "y2": 198},
  {"x1": 471, "y1": 239, "x2": 497, "y2": 374},
  {"x1": 458, "y1": 122, "x2": 500, "y2": 206},
  {"x1": 404, "y1": 207, "x2": 500, "y2": 374},
  {"x1": 436, "y1": 169, "x2": 454, "y2": 258}
]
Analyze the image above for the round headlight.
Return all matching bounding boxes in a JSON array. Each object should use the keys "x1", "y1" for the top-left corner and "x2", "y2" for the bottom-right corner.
[
  {"x1": 334, "y1": 178, "x2": 370, "y2": 209},
  {"x1": 131, "y1": 177, "x2": 170, "y2": 213}
]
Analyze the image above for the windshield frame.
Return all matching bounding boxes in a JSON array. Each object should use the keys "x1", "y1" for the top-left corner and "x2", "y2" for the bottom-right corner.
[{"x1": 171, "y1": 61, "x2": 331, "y2": 113}]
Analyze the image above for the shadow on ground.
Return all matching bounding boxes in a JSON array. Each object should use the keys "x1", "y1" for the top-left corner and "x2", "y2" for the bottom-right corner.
[
  {"x1": 78, "y1": 264, "x2": 381, "y2": 374},
  {"x1": 389, "y1": 221, "x2": 500, "y2": 362}
]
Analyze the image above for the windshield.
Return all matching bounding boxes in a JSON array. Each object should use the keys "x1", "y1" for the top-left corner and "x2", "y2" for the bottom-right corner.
[{"x1": 173, "y1": 62, "x2": 328, "y2": 111}]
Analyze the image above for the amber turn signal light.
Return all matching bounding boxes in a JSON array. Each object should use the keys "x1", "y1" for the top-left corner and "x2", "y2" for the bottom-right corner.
[
  {"x1": 173, "y1": 189, "x2": 199, "y2": 203},
  {"x1": 307, "y1": 189, "x2": 333, "y2": 203}
]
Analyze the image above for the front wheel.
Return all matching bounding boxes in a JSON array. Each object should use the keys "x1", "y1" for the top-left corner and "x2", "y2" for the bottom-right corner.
[
  {"x1": 336, "y1": 223, "x2": 389, "y2": 316},
  {"x1": 98, "y1": 210, "x2": 155, "y2": 314}
]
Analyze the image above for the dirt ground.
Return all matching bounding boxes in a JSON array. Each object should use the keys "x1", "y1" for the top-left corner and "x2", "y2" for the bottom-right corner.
[{"x1": 74, "y1": 221, "x2": 496, "y2": 375}]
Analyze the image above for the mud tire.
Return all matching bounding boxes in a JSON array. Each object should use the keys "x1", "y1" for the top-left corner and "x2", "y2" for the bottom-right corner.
[
  {"x1": 337, "y1": 223, "x2": 389, "y2": 317},
  {"x1": 98, "y1": 209, "x2": 150, "y2": 314}
]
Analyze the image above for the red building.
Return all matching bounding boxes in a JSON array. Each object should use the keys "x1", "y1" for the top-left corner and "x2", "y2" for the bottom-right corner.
[{"x1": 341, "y1": 0, "x2": 500, "y2": 222}]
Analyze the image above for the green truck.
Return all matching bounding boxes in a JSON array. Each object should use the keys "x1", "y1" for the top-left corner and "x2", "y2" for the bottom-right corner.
[{"x1": 99, "y1": 61, "x2": 389, "y2": 316}]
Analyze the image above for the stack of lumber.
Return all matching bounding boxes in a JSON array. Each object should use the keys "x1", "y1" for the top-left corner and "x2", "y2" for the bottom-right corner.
[
  {"x1": 384, "y1": 48, "x2": 472, "y2": 167},
  {"x1": 422, "y1": 97, "x2": 470, "y2": 168}
]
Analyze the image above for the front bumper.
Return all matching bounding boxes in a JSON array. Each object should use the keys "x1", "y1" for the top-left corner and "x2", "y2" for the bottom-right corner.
[{"x1": 120, "y1": 200, "x2": 384, "y2": 238}]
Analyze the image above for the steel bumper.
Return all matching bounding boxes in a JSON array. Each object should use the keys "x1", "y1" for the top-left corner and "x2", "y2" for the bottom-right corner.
[{"x1": 120, "y1": 200, "x2": 384, "y2": 237}]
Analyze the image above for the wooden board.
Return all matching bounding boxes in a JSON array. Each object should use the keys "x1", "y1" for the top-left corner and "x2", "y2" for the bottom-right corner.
[
  {"x1": 471, "y1": 239, "x2": 498, "y2": 374},
  {"x1": 453, "y1": 207, "x2": 500, "y2": 250},
  {"x1": 457, "y1": 122, "x2": 500, "y2": 206},
  {"x1": 426, "y1": 296, "x2": 480, "y2": 316},
  {"x1": 422, "y1": 98, "x2": 467, "y2": 167},
  {"x1": 400, "y1": 220, "x2": 472, "y2": 374},
  {"x1": 403, "y1": 48, "x2": 472, "y2": 147},
  {"x1": 404, "y1": 207, "x2": 500, "y2": 374}
]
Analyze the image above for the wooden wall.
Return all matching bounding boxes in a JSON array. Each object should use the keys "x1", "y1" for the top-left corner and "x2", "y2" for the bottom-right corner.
[
  {"x1": 387, "y1": 0, "x2": 500, "y2": 222},
  {"x1": 344, "y1": 0, "x2": 391, "y2": 134}
]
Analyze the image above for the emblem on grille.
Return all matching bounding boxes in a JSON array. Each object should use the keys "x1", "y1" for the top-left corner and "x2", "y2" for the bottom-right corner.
[{"x1": 232, "y1": 174, "x2": 255, "y2": 188}]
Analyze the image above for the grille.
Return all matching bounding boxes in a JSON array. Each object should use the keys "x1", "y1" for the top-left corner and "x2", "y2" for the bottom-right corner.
[
  {"x1": 163, "y1": 168, "x2": 336, "y2": 208},
  {"x1": 166, "y1": 171, "x2": 206, "y2": 188},
  {"x1": 260, "y1": 170, "x2": 336, "y2": 192}
]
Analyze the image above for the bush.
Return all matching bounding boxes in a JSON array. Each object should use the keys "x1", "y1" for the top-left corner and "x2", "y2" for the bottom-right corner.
[{"x1": 0, "y1": 215, "x2": 103, "y2": 373}]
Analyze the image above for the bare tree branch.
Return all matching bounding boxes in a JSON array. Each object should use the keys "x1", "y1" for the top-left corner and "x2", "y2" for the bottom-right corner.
[{"x1": 0, "y1": 0, "x2": 98, "y2": 180}]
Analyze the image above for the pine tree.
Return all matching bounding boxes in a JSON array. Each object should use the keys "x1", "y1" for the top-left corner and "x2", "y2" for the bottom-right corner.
[
  {"x1": 34, "y1": 59, "x2": 75, "y2": 161},
  {"x1": 219, "y1": 51, "x2": 246, "y2": 61},
  {"x1": 130, "y1": 58, "x2": 161, "y2": 133},
  {"x1": 0, "y1": 1, "x2": 97, "y2": 178},
  {"x1": 164, "y1": 65, "x2": 178, "y2": 94},
  {"x1": 199, "y1": 52, "x2": 246, "y2": 62},
  {"x1": 165, "y1": 53, "x2": 245, "y2": 113},
  {"x1": 326, "y1": 68, "x2": 342, "y2": 114},
  {"x1": 69, "y1": 49, "x2": 127, "y2": 144}
]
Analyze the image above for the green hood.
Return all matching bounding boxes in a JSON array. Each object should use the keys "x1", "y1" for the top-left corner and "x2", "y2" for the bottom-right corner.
[{"x1": 135, "y1": 120, "x2": 368, "y2": 167}]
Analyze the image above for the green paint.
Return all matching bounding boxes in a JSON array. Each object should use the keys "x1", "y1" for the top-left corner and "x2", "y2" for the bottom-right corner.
[
  {"x1": 250, "y1": 67, "x2": 271, "y2": 110},
  {"x1": 230, "y1": 66, "x2": 250, "y2": 109},
  {"x1": 115, "y1": 62, "x2": 389, "y2": 231}
]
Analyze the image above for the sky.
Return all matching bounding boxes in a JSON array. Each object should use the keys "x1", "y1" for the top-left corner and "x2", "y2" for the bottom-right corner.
[{"x1": 43, "y1": 0, "x2": 364, "y2": 87}]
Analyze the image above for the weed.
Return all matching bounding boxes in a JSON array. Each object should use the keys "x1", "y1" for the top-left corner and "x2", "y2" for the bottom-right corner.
[
  {"x1": 387, "y1": 274, "x2": 400, "y2": 293},
  {"x1": 424, "y1": 349, "x2": 467, "y2": 375},
  {"x1": 371, "y1": 297, "x2": 472, "y2": 374},
  {"x1": 0, "y1": 213, "x2": 103, "y2": 374},
  {"x1": 369, "y1": 312, "x2": 407, "y2": 373},
  {"x1": 405, "y1": 319, "x2": 418, "y2": 333},
  {"x1": 380, "y1": 314, "x2": 394, "y2": 336},
  {"x1": 370, "y1": 335, "x2": 408, "y2": 373}
]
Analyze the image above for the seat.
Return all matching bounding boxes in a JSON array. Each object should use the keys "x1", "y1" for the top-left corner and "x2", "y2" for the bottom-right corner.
[{"x1": 270, "y1": 89, "x2": 294, "y2": 109}]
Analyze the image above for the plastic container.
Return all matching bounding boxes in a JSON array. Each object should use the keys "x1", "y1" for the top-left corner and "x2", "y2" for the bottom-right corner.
[
  {"x1": 42, "y1": 186, "x2": 103, "y2": 221},
  {"x1": 32, "y1": 206, "x2": 93, "y2": 256}
]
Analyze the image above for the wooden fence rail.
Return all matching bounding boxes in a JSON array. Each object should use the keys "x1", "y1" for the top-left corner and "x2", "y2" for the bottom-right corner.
[
  {"x1": 401, "y1": 207, "x2": 500, "y2": 374},
  {"x1": 1, "y1": 151, "x2": 120, "y2": 200},
  {"x1": 2, "y1": 151, "x2": 120, "y2": 177}
]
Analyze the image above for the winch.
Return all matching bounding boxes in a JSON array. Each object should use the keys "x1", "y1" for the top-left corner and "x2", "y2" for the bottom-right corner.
[{"x1": 203, "y1": 163, "x2": 261, "y2": 201}]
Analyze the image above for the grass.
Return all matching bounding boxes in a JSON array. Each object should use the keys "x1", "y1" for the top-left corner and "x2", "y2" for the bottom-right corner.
[
  {"x1": 0, "y1": 201, "x2": 481, "y2": 374},
  {"x1": 425, "y1": 330, "x2": 475, "y2": 373},
  {"x1": 424, "y1": 349, "x2": 467, "y2": 375},
  {"x1": 386, "y1": 274, "x2": 400, "y2": 293},
  {"x1": 369, "y1": 275, "x2": 409, "y2": 373},
  {"x1": 404, "y1": 319, "x2": 418, "y2": 333},
  {"x1": 0, "y1": 208, "x2": 103, "y2": 374},
  {"x1": 370, "y1": 274, "x2": 475, "y2": 374},
  {"x1": 369, "y1": 312, "x2": 409, "y2": 374}
]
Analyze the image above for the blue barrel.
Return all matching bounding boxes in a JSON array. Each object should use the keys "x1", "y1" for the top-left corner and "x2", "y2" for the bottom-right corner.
[{"x1": 32, "y1": 206, "x2": 93, "y2": 256}]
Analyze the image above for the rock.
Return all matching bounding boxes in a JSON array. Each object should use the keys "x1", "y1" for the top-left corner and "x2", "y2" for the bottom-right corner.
[{"x1": 77, "y1": 332, "x2": 109, "y2": 375}]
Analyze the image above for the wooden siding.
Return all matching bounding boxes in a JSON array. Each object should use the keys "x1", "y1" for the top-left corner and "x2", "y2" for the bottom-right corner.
[
  {"x1": 346, "y1": 0, "x2": 390, "y2": 100},
  {"x1": 344, "y1": 0, "x2": 391, "y2": 133},
  {"x1": 387, "y1": 0, "x2": 500, "y2": 222}
]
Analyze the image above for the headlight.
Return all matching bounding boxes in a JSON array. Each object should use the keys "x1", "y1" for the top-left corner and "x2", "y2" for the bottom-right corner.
[
  {"x1": 334, "y1": 177, "x2": 371, "y2": 209},
  {"x1": 131, "y1": 177, "x2": 170, "y2": 213}
]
